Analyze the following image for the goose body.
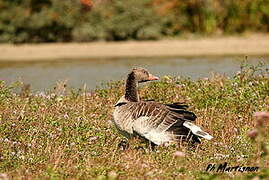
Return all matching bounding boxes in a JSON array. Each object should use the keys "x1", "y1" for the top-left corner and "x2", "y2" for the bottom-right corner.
[{"x1": 113, "y1": 68, "x2": 213, "y2": 145}]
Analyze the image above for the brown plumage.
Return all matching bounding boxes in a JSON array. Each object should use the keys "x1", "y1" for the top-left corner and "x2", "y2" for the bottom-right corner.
[{"x1": 113, "y1": 68, "x2": 213, "y2": 145}]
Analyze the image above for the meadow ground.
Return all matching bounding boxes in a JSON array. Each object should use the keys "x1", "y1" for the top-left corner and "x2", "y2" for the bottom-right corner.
[
  {"x1": 0, "y1": 63, "x2": 268, "y2": 179},
  {"x1": 0, "y1": 34, "x2": 269, "y2": 61}
]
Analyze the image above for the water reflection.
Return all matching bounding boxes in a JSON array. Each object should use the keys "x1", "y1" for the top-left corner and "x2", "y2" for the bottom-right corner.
[{"x1": 0, "y1": 56, "x2": 268, "y2": 91}]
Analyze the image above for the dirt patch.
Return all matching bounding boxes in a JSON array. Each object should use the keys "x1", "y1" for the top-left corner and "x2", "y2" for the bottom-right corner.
[{"x1": 0, "y1": 34, "x2": 269, "y2": 61}]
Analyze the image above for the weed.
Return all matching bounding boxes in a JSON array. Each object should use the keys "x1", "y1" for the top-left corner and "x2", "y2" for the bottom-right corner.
[{"x1": 0, "y1": 65, "x2": 268, "y2": 179}]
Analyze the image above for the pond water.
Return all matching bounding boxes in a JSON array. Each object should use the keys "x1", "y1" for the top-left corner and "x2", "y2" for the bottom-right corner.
[{"x1": 1, "y1": 56, "x2": 268, "y2": 91}]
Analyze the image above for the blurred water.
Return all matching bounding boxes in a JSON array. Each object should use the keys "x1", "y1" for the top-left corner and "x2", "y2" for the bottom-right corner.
[{"x1": 0, "y1": 56, "x2": 268, "y2": 91}]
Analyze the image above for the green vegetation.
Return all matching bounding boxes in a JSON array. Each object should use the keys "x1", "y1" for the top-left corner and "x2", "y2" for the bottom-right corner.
[
  {"x1": 0, "y1": 0, "x2": 268, "y2": 43},
  {"x1": 0, "y1": 64, "x2": 268, "y2": 179}
]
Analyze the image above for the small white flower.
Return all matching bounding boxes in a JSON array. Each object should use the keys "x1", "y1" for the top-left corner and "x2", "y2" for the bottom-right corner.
[
  {"x1": 233, "y1": 82, "x2": 238, "y2": 87},
  {"x1": 63, "y1": 113, "x2": 69, "y2": 119},
  {"x1": 38, "y1": 91, "x2": 46, "y2": 98},
  {"x1": 12, "y1": 141, "x2": 18, "y2": 145},
  {"x1": 89, "y1": 136, "x2": 99, "y2": 141},
  {"x1": 20, "y1": 155, "x2": 25, "y2": 160},
  {"x1": 0, "y1": 173, "x2": 8, "y2": 180},
  {"x1": 4, "y1": 138, "x2": 10, "y2": 143},
  {"x1": 173, "y1": 151, "x2": 185, "y2": 157}
]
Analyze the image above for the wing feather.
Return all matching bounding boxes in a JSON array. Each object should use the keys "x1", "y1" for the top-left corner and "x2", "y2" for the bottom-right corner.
[
  {"x1": 130, "y1": 101, "x2": 195, "y2": 143},
  {"x1": 116, "y1": 101, "x2": 204, "y2": 145}
]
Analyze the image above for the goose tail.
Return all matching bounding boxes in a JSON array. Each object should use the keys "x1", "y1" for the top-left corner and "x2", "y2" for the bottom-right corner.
[{"x1": 183, "y1": 121, "x2": 213, "y2": 140}]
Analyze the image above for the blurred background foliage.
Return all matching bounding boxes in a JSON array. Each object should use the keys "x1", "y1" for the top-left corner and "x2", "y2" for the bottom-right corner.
[{"x1": 0, "y1": 0, "x2": 268, "y2": 43}]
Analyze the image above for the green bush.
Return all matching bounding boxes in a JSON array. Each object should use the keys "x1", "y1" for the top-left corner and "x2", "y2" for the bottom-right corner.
[
  {"x1": 0, "y1": 0, "x2": 268, "y2": 43},
  {"x1": 155, "y1": 0, "x2": 269, "y2": 35},
  {"x1": 0, "y1": 0, "x2": 78, "y2": 43},
  {"x1": 72, "y1": 0, "x2": 164, "y2": 41}
]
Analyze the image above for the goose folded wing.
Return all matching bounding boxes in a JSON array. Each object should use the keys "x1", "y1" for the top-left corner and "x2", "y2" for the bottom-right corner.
[
  {"x1": 131, "y1": 101, "x2": 196, "y2": 145},
  {"x1": 165, "y1": 102, "x2": 197, "y2": 121}
]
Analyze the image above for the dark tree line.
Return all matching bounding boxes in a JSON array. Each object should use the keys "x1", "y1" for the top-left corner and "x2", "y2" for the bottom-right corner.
[{"x1": 0, "y1": 0, "x2": 268, "y2": 43}]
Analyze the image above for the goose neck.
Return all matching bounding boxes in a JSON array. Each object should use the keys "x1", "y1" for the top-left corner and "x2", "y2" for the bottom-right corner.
[{"x1": 125, "y1": 72, "x2": 139, "y2": 102}]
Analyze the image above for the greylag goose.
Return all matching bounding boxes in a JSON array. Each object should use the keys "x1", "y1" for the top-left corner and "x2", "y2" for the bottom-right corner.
[{"x1": 113, "y1": 68, "x2": 213, "y2": 145}]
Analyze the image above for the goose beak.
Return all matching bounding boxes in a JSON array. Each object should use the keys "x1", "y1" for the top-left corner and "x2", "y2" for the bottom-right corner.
[{"x1": 148, "y1": 74, "x2": 159, "y2": 81}]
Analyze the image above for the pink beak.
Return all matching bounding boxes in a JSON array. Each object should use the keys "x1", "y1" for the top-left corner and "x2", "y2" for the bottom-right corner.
[{"x1": 148, "y1": 74, "x2": 159, "y2": 81}]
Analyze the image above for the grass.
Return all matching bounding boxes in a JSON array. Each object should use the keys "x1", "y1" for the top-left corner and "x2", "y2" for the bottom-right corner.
[{"x1": 0, "y1": 63, "x2": 268, "y2": 179}]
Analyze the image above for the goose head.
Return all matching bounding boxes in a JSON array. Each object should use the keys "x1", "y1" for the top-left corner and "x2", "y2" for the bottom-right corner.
[
  {"x1": 131, "y1": 68, "x2": 159, "y2": 83},
  {"x1": 123, "y1": 68, "x2": 159, "y2": 102}
]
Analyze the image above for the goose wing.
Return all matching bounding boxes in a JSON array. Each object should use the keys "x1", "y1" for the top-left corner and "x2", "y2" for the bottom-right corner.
[{"x1": 129, "y1": 101, "x2": 197, "y2": 145}]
